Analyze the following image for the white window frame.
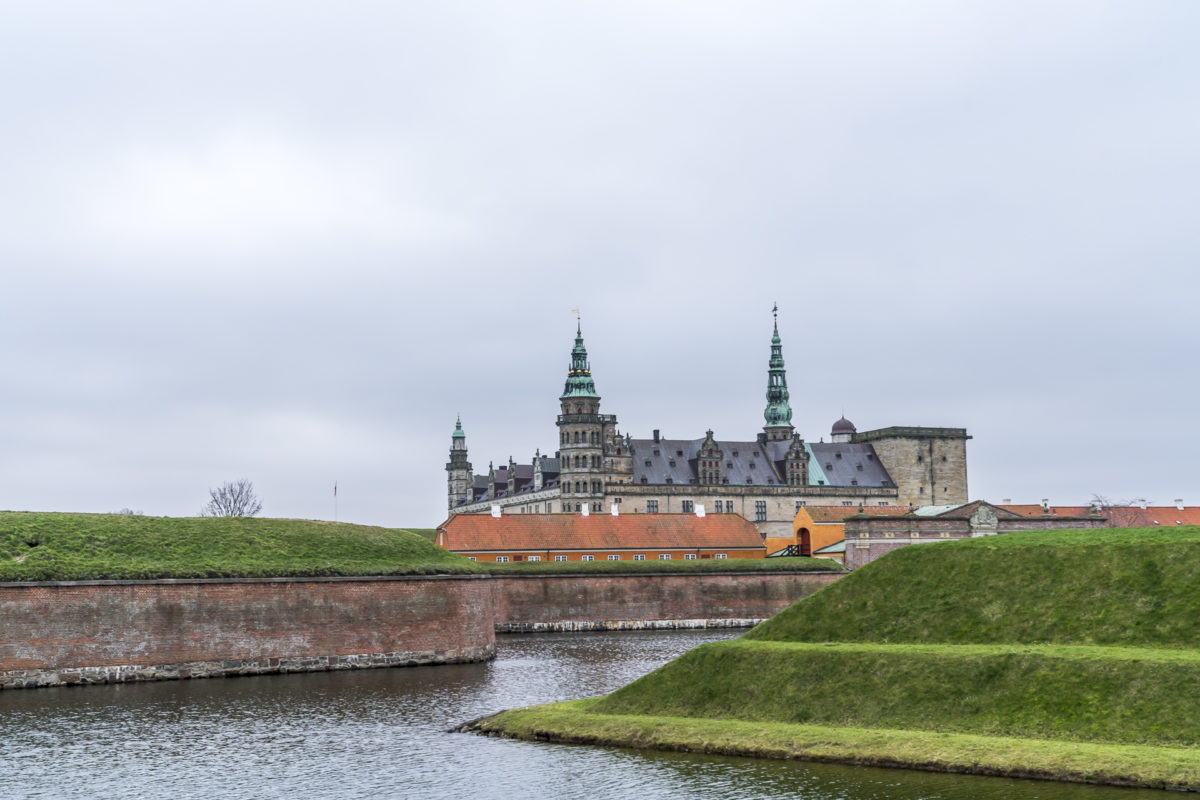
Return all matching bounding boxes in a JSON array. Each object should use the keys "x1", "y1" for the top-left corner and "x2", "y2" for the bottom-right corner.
[
  {"x1": 495, "y1": 555, "x2": 509, "y2": 563},
  {"x1": 633, "y1": 554, "x2": 646, "y2": 561},
  {"x1": 467, "y1": 556, "x2": 477, "y2": 561},
  {"x1": 581, "y1": 555, "x2": 594, "y2": 562},
  {"x1": 607, "y1": 554, "x2": 620, "y2": 561},
  {"x1": 714, "y1": 553, "x2": 727, "y2": 559},
  {"x1": 658, "y1": 553, "x2": 672, "y2": 560},
  {"x1": 554, "y1": 555, "x2": 568, "y2": 562},
  {"x1": 527, "y1": 555, "x2": 541, "y2": 562},
  {"x1": 684, "y1": 553, "x2": 697, "y2": 560}
]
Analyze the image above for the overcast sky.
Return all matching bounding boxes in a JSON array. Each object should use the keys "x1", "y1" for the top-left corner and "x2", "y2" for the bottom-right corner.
[{"x1": 1, "y1": 2, "x2": 1196, "y2": 527}]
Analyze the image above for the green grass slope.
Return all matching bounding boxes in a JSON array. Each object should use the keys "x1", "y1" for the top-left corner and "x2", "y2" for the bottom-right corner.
[
  {"x1": 594, "y1": 640, "x2": 1200, "y2": 746},
  {"x1": 746, "y1": 527, "x2": 1200, "y2": 647},
  {"x1": 475, "y1": 527, "x2": 1200, "y2": 789},
  {"x1": 0, "y1": 512, "x2": 480, "y2": 580}
]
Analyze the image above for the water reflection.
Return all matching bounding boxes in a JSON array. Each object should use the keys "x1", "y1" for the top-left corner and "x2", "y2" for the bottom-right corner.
[{"x1": 0, "y1": 631, "x2": 1170, "y2": 799}]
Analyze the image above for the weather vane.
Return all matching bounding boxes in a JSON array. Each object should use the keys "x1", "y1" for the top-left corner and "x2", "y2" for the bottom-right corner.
[
  {"x1": 571, "y1": 308, "x2": 580, "y2": 320},
  {"x1": 772, "y1": 302, "x2": 778, "y2": 320}
]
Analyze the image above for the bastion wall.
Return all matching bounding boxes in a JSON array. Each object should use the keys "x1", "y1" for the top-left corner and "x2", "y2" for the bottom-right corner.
[
  {"x1": 0, "y1": 570, "x2": 843, "y2": 689},
  {"x1": 492, "y1": 571, "x2": 842, "y2": 632},
  {"x1": 0, "y1": 575, "x2": 496, "y2": 689}
]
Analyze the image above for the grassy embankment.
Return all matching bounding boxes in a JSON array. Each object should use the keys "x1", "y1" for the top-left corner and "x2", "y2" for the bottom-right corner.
[
  {"x1": 0, "y1": 512, "x2": 837, "y2": 580},
  {"x1": 472, "y1": 527, "x2": 1200, "y2": 790},
  {"x1": 0, "y1": 512, "x2": 480, "y2": 580}
]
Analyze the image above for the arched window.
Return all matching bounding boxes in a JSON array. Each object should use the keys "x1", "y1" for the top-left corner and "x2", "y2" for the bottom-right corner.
[
  {"x1": 574, "y1": 431, "x2": 580, "y2": 443},
  {"x1": 575, "y1": 481, "x2": 581, "y2": 493}
]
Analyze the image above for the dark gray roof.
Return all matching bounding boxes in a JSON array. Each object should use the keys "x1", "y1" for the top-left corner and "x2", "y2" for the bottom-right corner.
[
  {"x1": 808, "y1": 442, "x2": 892, "y2": 488},
  {"x1": 631, "y1": 438, "x2": 785, "y2": 487}
]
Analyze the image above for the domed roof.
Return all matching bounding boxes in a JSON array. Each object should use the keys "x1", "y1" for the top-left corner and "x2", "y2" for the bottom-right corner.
[{"x1": 831, "y1": 416, "x2": 857, "y2": 435}]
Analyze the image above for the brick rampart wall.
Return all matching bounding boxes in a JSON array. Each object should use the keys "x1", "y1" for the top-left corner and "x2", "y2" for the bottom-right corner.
[
  {"x1": 0, "y1": 575, "x2": 496, "y2": 689},
  {"x1": 0, "y1": 571, "x2": 845, "y2": 688},
  {"x1": 492, "y1": 571, "x2": 842, "y2": 632}
]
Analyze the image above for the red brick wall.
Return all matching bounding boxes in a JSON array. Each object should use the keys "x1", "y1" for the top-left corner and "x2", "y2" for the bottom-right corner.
[
  {"x1": 492, "y1": 571, "x2": 842, "y2": 630},
  {"x1": 0, "y1": 576, "x2": 495, "y2": 673}
]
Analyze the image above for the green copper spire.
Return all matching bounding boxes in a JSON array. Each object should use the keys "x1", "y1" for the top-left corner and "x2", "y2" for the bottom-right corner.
[
  {"x1": 451, "y1": 415, "x2": 465, "y2": 439},
  {"x1": 561, "y1": 321, "x2": 600, "y2": 399},
  {"x1": 763, "y1": 304, "x2": 793, "y2": 430}
]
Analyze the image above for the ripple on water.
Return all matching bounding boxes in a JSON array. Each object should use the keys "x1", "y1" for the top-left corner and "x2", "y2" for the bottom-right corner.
[{"x1": 0, "y1": 630, "x2": 1174, "y2": 800}]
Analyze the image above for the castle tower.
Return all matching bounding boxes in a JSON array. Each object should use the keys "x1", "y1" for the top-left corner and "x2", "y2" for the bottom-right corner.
[
  {"x1": 556, "y1": 322, "x2": 605, "y2": 513},
  {"x1": 763, "y1": 305, "x2": 795, "y2": 442},
  {"x1": 445, "y1": 416, "x2": 473, "y2": 512}
]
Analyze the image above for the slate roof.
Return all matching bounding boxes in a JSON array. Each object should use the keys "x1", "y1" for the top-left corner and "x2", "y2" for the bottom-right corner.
[
  {"x1": 438, "y1": 513, "x2": 765, "y2": 553},
  {"x1": 808, "y1": 442, "x2": 893, "y2": 488},
  {"x1": 630, "y1": 436, "x2": 892, "y2": 488}
]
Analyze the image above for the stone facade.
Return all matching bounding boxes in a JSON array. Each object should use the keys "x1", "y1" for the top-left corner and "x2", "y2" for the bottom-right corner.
[{"x1": 447, "y1": 313, "x2": 971, "y2": 541}]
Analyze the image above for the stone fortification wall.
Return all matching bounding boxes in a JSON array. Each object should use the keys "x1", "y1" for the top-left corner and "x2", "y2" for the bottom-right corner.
[
  {"x1": 0, "y1": 575, "x2": 495, "y2": 689},
  {"x1": 492, "y1": 571, "x2": 842, "y2": 632}
]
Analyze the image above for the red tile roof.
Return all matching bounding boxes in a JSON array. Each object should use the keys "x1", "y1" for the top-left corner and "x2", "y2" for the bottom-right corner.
[
  {"x1": 803, "y1": 506, "x2": 912, "y2": 523},
  {"x1": 438, "y1": 513, "x2": 764, "y2": 552},
  {"x1": 1000, "y1": 504, "x2": 1200, "y2": 526}
]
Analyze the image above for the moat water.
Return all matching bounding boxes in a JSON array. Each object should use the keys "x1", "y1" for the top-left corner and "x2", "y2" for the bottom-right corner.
[{"x1": 0, "y1": 630, "x2": 1170, "y2": 799}]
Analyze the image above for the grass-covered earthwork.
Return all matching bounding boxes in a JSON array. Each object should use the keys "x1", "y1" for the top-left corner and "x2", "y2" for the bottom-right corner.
[
  {"x1": 0, "y1": 512, "x2": 481, "y2": 581},
  {"x1": 470, "y1": 527, "x2": 1200, "y2": 790}
]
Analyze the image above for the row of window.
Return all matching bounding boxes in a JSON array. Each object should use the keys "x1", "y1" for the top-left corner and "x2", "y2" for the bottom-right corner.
[
  {"x1": 562, "y1": 430, "x2": 602, "y2": 444},
  {"x1": 475, "y1": 553, "x2": 729, "y2": 563},
  {"x1": 571, "y1": 455, "x2": 602, "y2": 468}
]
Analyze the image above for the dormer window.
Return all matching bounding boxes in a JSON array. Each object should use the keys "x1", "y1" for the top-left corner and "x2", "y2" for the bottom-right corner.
[
  {"x1": 851, "y1": 479, "x2": 858, "y2": 486},
  {"x1": 644, "y1": 460, "x2": 652, "y2": 466},
  {"x1": 835, "y1": 453, "x2": 842, "y2": 459},
  {"x1": 666, "y1": 477, "x2": 673, "y2": 484},
  {"x1": 767, "y1": 478, "x2": 774, "y2": 484},
  {"x1": 749, "y1": 462, "x2": 756, "y2": 469},
  {"x1": 732, "y1": 451, "x2": 739, "y2": 457},
  {"x1": 746, "y1": 477, "x2": 753, "y2": 484},
  {"x1": 825, "y1": 463, "x2": 832, "y2": 470},
  {"x1": 867, "y1": 454, "x2": 875, "y2": 460},
  {"x1": 726, "y1": 461, "x2": 733, "y2": 468},
  {"x1": 857, "y1": 464, "x2": 863, "y2": 471},
  {"x1": 676, "y1": 450, "x2": 683, "y2": 457},
  {"x1": 653, "y1": 449, "x2": 660, "y2": 456},
  {"x1": 640, "y1": 477, "x2": 647, "y2": 484},
  {"x1": 668, "y1": 460, "x2": 676, "y2": 467}
]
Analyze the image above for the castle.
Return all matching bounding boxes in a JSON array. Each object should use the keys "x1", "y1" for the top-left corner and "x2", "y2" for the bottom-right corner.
[{"x1": 446, "y1": 312, "x2": 970, "y2": 539}]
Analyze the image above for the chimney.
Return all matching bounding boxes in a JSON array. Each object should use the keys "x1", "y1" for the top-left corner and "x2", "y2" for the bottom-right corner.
[
  {"x1": 1176, "y1": 498, "x2": 1185, "y2": 511},
  {"x1": 1002, "y1": 498, "x2": 1012, "y2": 505},
  {"x1": 490, "y1": 504, "x2": 501, "y2": 518},
  {"x1": 653, "y1": 429, "x2": 660, "y2": 443},
  {"x1": 581, "y1": 504, "x2": 590, "y2": 517},
  {"x1": 695, "y1": 503, "x2": 705, "y2": 518},
  {"x1": 611, "y1": 503, "x2": 619, "y2": 516},
  {"x1": 1041, "y1": 499, "x2": 1049, "y2": 515}
]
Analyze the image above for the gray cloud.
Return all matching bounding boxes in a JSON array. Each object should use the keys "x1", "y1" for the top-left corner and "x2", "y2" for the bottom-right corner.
[{"x1": 1, "y1": 2, "x2": 1196, "y2": 524}]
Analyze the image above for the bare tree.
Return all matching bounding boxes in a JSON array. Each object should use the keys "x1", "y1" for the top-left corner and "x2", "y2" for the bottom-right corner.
[
  {"x1": 113, "y1": 508, "x2": 143, "y2": 516},
  {"x1": 1089, "y1": 494, "x2": 1150, "y2": 527},
  {"x1": 201, "y1": 479, "x2": 263, "y2": 517}
]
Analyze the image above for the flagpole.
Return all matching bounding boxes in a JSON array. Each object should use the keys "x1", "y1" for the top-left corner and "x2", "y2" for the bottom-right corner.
[{"x1": 334, "y1": 480, "x2": 338, "y2": 522}]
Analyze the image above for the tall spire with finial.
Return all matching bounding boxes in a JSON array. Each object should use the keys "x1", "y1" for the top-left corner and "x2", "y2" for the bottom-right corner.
[
  {"x1": 763, "y1": 303, "x2": 794, "y2": 440},
  {"x1": 561, "y1": 312, "x2": 599, "y2": 400}
]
